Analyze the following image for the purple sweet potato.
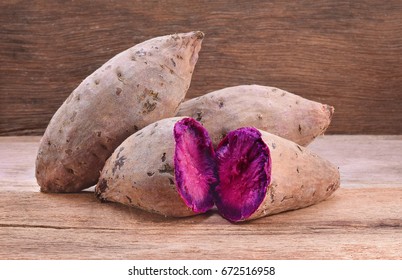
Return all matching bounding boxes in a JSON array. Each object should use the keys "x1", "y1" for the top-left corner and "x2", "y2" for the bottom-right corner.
[
  {"x1": 177, "y1": 85, "x2": 334, "y2": 147},
  {"x1": 214, "y1": 127, "x2": 340, "y2": 222},
  {"x1": 95, "y1": 117, "x2": 218, "y2": 217},
  {"x1": 36, "y1": 31, "x2": 204, "y2": 193}
]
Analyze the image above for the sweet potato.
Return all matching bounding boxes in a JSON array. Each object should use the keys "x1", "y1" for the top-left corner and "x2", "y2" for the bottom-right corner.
[
  {"x1": 177, "y1": 85, "x2": 334, "y2": 147},
  {"x1": 95, "y1": 117, "x2": 218, "y2": 217},
  {"x1": 36, "y1": 31, "x2": 204, "y2": 193},
  {"x1": 214, "y1": 127, "x2": 340, "y2": 222}
]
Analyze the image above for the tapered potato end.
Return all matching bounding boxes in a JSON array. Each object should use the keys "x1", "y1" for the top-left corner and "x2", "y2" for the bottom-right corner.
[{"x1": 214, "y1": 127, "x2": 340, "y2": 222}]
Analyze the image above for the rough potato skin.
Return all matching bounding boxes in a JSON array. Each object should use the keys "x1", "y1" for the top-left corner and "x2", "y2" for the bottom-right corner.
[
  {"x1": 36, "y1": 31, "x2": 204, "y2": 192},
  {"x1": 248, "y1": 131, "x2": 340, "y2": 221},
  {"x1": 177, "y1": 85, "x2": 334, "y2": 147},
  {"x1": 95, "y1": 117, "x2": 195, "y2": 217}
]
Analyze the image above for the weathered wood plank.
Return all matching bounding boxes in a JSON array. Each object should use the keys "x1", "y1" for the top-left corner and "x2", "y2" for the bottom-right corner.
[
  {"x1": 309, "y1": 135, "x2": 402, "y2": 188},
  {"x1": 0, "y1": 189, "x2": 401, "y2": 259},
  {"x1": 0, "y1": 136, "x2": 40, "y2": 192},
  {"x1": 1, "y1": 0, "x2": 402, "y2": 135},
  {"x1": 2, "y1": 227, "x2": 401, "y2": 259},
  {"x1": 0, "y1": 136, "x2": 401, "y2": 259}
]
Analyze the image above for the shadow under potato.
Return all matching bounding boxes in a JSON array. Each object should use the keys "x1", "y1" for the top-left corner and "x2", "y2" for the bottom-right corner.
[{"x1": 40, "y1": 188, "x2": 341, "y2": 227}]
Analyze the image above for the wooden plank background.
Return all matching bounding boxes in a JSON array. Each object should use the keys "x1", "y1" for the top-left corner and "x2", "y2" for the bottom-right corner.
[{"x1": 1, "y1": 0, "x2": 402, "y2": 135}]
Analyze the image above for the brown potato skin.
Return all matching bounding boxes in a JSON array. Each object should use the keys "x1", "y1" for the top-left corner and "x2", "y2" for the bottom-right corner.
[
  {"x1": 177, "y1": 85, "x2": 334, "y2": 147},
  {"x1": 247, "y1": 131, "x2": 340, "y2": 221},
  {"x1": 95, "y1": 117, "x2": 196, "y2": 217},
  {"x1": 36, "y1": 31, "x2": 204, "y2": 193}
]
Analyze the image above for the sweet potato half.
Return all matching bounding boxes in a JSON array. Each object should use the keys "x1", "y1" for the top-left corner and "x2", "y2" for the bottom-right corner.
[
  {"x1": 95, "y1": 117, "x2": 218, "y2": 217},
  {"x1": 214, "y1": 127, "x2": 340, "y2": 222}
]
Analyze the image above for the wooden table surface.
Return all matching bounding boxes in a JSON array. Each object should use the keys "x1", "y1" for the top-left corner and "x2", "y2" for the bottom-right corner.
[{"x1": 0, "y1": 135, "x2": 401, "y2": 259}]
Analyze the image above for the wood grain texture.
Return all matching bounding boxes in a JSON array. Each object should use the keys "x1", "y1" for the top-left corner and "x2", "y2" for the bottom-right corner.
[
  {"x1": 0, "y1": 136, "x2": 39, "y2": 191},
  {"x1": 1, "y1": 0, "x2": 402, "y2": 135},
  {"x1": 0, "y1": 189, "x2": 401, "y2": 259},
  {"x1": 0, "y1": 135, "x2": 401, "y2": 259},
  {"x1": 309, "y1": 135, "x2": 402, "y2": 188}
]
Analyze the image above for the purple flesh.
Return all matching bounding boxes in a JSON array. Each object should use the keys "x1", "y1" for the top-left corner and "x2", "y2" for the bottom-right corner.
[
  {"x1": 174, "y1": 118, "x2": 218, "y2": 213},
  {"x1": 214, "y1": 127, "x2": 271, "y2": 222}
]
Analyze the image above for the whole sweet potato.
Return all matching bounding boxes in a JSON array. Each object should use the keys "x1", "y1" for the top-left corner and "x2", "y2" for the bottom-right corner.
[
  {"x1": 214, "y1": 127, "x2": 340, "y2": 222},
  {"x1": 95, "y1": 117, "x2": 218, "y2": 217},
  {"x1": 177, "y1": 85, "x2": 334, "y2": 147},
  {"x1": 36, "y1": 31, "x2": 204, "y2": 193}
]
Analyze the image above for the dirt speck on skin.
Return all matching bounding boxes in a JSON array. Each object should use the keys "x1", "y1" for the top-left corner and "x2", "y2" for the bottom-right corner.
[
  {"x1": 116, "y1": 146, "x2": 125, "y2": 159},
  {"x1": 147, "y1": 172, "x2": 155, "y2": 177},
  {"x1": 96, "y1": 179, "x2": 109, "y2": 199},
  {"x1": 196, "y1": 112, "x2": 202, "y2": 121},
  {"x1": 126, "y1": 196, "x2": 132, "y2": 203},
  {"x1": 112, "y1": 155, "x2": 126, "y2": 174},
  {"x1": 269, "y1": 185, "x2": 276, "y2": 203},
  {"x1": 135, "y1": 49, "x2": 147, "y2": 57},
  {"x1": 116, "y1": 87, "x2": 122, "y2": 96},
  {"x1": 66, "y1": 168, "x2": 74, "y2": 175},
  {"x1": 142, "y1": 100, "x2": 157, "y2": 114},
  {"x1": 144, "y1": 88, "x2": 160, "y2": 101},
  {"x1": 161, "y1": 153, "x2": 166, "y2": 162},
  {"x1": 281, "y1": 195, "x2": 293, "y2": 202},
  {"x1": 168, "y1": 178, "x2": 175, "y2": 185},
  {"x1": 158, "y1": 163, "x2": 174, "y2": 175},
  {"x1": 117, "y1": 71, "x2": 124, "y2": 82},
  {"x1": 327, "y1": 183, "x2": 336, "y2": 192},
  {"x1": 70, "y1": 111, "x2": 77, "y2": 122}
]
